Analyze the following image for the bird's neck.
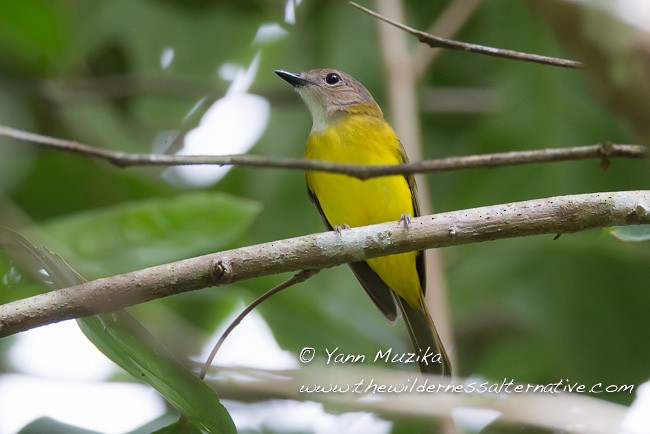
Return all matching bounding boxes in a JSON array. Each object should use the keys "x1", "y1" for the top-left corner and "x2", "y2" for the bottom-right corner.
[
  {"x1": 306, "y1": 108, "x2": 401, "y2": 165},
  {"x1": 310, "y1": 102, "x2": 384, "y2": 133}
]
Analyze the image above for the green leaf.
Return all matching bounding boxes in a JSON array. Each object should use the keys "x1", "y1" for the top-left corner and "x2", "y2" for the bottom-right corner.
[
  {"x1": 77, "y1": 313, "x2": 236, "y2": 434},
  {"x1": 150, "y1": 421, "x2": 203, "y2": 434},
  {"x1": 17, "y1": 417, "x2": 102, "y2": 434},
  {"x1": 0, "y1": 227, "x2": 237, "y2": 434},
  {"x1": 609, "y1": 225, "x2": 650, "y2": 242},
  {"x1": 38, "y1": 192, "x2": 261, "y2": 277}
]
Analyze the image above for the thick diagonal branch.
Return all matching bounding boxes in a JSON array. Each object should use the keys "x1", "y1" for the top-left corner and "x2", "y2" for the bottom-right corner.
[{"x1": 1, "y1": 191, "x2": 648, "y2": 337}]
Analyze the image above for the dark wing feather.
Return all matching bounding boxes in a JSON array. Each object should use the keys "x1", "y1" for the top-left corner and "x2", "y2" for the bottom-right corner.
[
  {"x1": 348, "y1": 261, "x2": 399, "y2": 322},
  {"x1": 307, "y1": 186, "x2": 399, "y2": 321},
  {"x1": 406, "y1": 173, "x2": 426, "y2": 295},
  {"x1": 397, "y1": 144, "x2": 452, "y2": 375},
  {"x1": 398, "y1": 142, "x2": 427, "y2": 296}
]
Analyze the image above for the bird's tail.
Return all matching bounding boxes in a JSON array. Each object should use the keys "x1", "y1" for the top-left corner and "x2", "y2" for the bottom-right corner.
[{"x1": 396, "y1": 295, "x2": 452, "y2": 376}]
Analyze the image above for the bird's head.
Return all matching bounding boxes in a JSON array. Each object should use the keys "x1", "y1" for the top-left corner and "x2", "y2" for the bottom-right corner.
[{"x1": 275, "y1": 68, "x2": 382, "y2": 131}]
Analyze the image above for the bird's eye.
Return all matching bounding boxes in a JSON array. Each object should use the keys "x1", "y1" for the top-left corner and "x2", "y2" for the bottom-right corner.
[{"x1": 325, "y1": 73, "x2": 341, "y2": 85}]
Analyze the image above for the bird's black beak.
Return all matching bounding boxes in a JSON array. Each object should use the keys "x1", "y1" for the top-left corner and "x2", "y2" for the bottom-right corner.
[{"x1": 274, "y1": 69, "x2": 310, "y2": 87}]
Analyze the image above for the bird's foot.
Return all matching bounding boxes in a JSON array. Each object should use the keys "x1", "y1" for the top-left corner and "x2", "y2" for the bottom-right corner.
[
  {"x1": 398, "y1": 214, "x2": 412, "y2": 230},
  {"x1": 334, "y1": 224, "x2": 351, "y2": 234}
]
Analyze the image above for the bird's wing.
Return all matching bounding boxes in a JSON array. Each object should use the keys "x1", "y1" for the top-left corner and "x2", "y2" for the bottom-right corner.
[{"x1": 398, "y1": 142, "x2": 427, "y2": 295}]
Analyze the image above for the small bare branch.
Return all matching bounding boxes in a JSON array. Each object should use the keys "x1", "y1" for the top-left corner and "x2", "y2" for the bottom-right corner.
[
  {"x1": 412, "y1": 0, "x2": 484, "y2": 78},
  {"x1": 0, "y1": 125, "x2": 645, "y2": 179},
  {"x1": 198, "y1": 269, "x2": 319, "y2": 379},
  {"x1": 350, "y1": 2, "x2": 583, "y2": 69}
]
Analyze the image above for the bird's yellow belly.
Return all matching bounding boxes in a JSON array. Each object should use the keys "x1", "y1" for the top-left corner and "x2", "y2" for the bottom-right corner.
[
  {"x1": 304, "y1": 115, "x2": 423, "y2": 306},
  {"x1": 307, "y1": 172, "x2": 407, "y2": 227},
  {"x1": 306, "y1": 169, "x2": 421, "y2": 306}
]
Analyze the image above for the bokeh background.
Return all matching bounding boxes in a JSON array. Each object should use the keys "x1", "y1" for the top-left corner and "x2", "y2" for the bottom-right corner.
[{"x1": 0, "y1": 0, "x2": 648, "y2": 433}]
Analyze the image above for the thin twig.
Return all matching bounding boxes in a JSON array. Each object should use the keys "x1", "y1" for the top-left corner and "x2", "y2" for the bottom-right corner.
[
  {"x1": 1, "y1": 191, "x2": 648, "y2": 337},
  {"x1": 0, "y1": 125, "x2": 645, "y2": 179},
  {"x1": 412, "y1": 0, "x2": 484, "y2": 78},
  {"x1": 198, "y1": 269, "x2": 318, "y2": 379},
  {"x1": 350, "y1": 2, "x2": 583, "y2": 69}
]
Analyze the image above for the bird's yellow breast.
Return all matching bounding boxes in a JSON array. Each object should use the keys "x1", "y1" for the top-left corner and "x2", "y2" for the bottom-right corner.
[{"x1": 305, "y1": 113, "x2": 421, "y2": 306}]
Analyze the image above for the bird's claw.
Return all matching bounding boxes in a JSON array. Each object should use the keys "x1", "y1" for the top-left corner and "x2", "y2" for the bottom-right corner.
[
  {"x1": 334, "y1": 224, "x2": 351, "y2": 234},
  {"x1": 399, "y1": 214, "x2": 412, "y2": 230}
]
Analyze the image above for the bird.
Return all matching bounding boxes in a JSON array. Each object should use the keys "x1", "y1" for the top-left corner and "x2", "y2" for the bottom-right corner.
[{"x1": 275, "y1": 68, "x2": 451, "y2": 376}]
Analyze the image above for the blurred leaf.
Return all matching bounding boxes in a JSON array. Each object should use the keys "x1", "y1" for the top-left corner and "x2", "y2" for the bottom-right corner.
[
  {"x1": 78, "y1": 313, "x2": 236, "y2": 434},
  {"x1": 0, "y1": 249, "x2": 53, "y2": 304},
  {"x1": 609, "y1": 225, "x2": 650, "y2": 242},
  {"x1": 0, "y1": 227, "x2": 236, "y2": 434},
  {"x1": 150, "y1": 421, "x2": 203, "y2": 434},
  {"x1": 0, "y1": 226, "x2": 84, "y2": 289},
  {"x1": 128, "y1": 414, "x2": 185, "y2": 434},
  {"x1": 17, "y1": 417, "x2": 102, "y2": 434},
  {"x1": 38, "y1": 191, "x2": 261, "y2": 277}
]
